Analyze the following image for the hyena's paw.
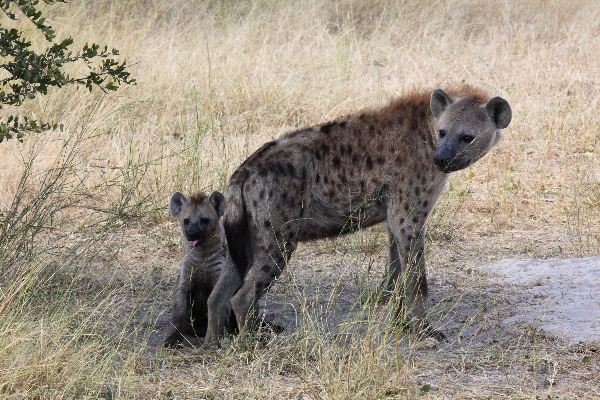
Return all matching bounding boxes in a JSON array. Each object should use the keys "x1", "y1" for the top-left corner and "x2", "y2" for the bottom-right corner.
[
  {"x1": 370, "y1": 286, "x2": 397, "y2": 305},
  {"x1": 163, "y1": 329, "x2": 186, "y2": 349},
  {"x1": 391, "y1": 312, "x2": 446, "y2": 342},
  {"x1": 413, "y1": 320, "x2": 447, "y2": 342},
  {"x1": 154, "y1": 309, "x2": 172, "y2": 329},
  {"x1": 260, "y1": 319, "x2": 285, "y2": 334},
  {"x1": 203, "y1": 330, "x2": 224, "y2": 349}
]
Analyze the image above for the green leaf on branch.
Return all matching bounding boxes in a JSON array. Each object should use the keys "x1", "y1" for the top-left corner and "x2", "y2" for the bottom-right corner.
[{"x1": 0, "y1": 0, "x2": 135, "y2": 143}]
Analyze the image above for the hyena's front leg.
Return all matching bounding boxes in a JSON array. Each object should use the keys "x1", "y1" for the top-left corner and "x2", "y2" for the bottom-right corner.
[
  {"x1": 387, "y1": 213, "x2": 445, "y2": 340},
  {"x1": 205, "y1": 259, "x2": 242, "y2": 346},
  {"x1": 383, "y1": 228, "x2": 403, "y2": 295},
  {"x1": 164, "y1": 264, "x2": 193, "y2": 347}
]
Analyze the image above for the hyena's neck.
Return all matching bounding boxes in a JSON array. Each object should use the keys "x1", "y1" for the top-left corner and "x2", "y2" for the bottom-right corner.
[
  {"x1": 327, "y1": 95, "x2": 438, "y2": 177},
  {"x1": 373, "y1": 92, "x2": 437, "y2": 150},
  {"x1": 186, "y1": 241, "x2": 225, "y2": 263},
  {"x1": 325, "y1": 90, "x2": 438, "y2": 163}
]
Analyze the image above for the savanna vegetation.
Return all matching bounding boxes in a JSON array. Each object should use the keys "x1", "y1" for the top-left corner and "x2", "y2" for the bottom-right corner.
[{"x1": 0, "y1": 1, "x2": 598, "y2": 398}]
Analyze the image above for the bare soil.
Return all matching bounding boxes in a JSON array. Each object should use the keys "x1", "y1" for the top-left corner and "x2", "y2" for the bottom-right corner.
[
  {"x1": 148, "y1": 229, "x2": 600, "y2": 398},
  {"x1": 483, "y1": 256, "x2": 600, "y2": 344}
]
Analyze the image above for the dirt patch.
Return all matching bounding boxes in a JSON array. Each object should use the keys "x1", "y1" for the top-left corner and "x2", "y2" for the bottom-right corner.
[
  {"x1": 482, "y1": 256, "x2": 600, "y2": 343},
  {"x1": 152, "y1": 254, "x2": 600, "y2": 347},
  {"x1": 143, "y1": 237, "x2": 600, "y2": 398}
]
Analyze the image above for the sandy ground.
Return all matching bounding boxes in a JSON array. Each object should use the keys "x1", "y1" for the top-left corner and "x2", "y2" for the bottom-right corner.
[
  {"x1": 482, "y1": 256, "x2": 600, "y2": 343},
  {"x1": 153, "y1": 255, "x2": 600, "y2": 346},
  {"x1": 145, "y1": 233, "x2": 600, "y2": 398}
]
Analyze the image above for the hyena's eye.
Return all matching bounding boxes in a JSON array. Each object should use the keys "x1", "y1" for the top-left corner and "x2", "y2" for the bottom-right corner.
[
  {"x1": 438, "y1": 129, "x2": 446, "y2": 138},
  {"x1": 200, "y1": 218, "x2": 210, "y2": 224},
  {"x1": 460, "y1": 134, "x2": 475, "y2": 144},
  {"x1": 183, "y1": 218, "x2": 190, "y2": 225}
]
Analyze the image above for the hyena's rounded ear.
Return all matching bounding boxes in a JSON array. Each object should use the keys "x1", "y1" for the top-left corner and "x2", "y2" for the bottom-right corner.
[
  {"x1": 430, "y1": 88, "x2": 454, "y2": 118},
  {"x1": 209, "y1": 191, "x2": 225, "y2": 217},
  {"x1": 485, "y1": 96, "x2": 512, "y2": 129},
  {"x1": 169, "y1": 192, "x2": 188, "y2": 217}
]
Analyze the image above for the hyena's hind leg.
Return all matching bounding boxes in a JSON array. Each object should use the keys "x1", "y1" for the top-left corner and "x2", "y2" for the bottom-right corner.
[
  {"x1": 205, "y1": 261, "x2": 242, "y2": 345},
  {"x1": 230, "y1": 234, "x2": 296, "y2": 334},
  {"x1": 378, "y1": 228, "x2": 403, "y2": 301}
]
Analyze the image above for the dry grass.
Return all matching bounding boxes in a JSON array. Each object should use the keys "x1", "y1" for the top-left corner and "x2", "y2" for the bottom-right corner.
[{"x1": 0, "y1": 0, "x2": 599, "y2": 398}]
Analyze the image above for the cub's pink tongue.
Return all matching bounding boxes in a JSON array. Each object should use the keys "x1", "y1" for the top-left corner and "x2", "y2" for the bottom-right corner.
[{"x1": 189, "y1": 240, "x2": 199, "y2": 248}]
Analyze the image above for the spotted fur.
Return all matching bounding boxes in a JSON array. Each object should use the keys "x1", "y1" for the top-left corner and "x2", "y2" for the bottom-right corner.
[
  {"x1": 205, "y1": 85, "x2": 512, "y2": 343},
  {"x1": 164, "y1": 191, "x2": 238, "y2": 347}
]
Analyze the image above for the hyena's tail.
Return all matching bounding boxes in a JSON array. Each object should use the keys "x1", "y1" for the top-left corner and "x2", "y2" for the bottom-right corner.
[
  {"x1": 223, "y1": 171, "x2": 252, "y2": 276},
  {"x1": 224, "y1": 140, "x2": 277, "y2": 276}
]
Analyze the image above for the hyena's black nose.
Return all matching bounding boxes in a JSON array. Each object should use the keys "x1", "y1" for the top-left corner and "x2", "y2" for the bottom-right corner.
[
  {"x1": 433, "y1": 142, "x2": 456, "y2": 167},
  {"x1": 433, "y1": 154, "x2": 448, "y2": 168},
  {"x1": 186, "y1": 226, "x2": 206, "y2": 240}
]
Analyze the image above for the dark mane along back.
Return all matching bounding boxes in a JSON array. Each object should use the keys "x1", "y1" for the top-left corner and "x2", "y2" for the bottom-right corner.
[{"x1": 370, "y1": 84, "x2": 491, "y2": 123}]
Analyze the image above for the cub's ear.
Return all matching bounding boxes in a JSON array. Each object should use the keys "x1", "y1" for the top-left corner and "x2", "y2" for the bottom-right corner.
[
  {"x1": 169, "y1": 192, "x2": 188, "y2": 216},
  {"x1": 430, "y1": 88, "x2": 454, "y2": 118},
  {"x1": 209, "y1": 191, "x2": 225, "y2": 217},
  {"x1": 485, "y1": 96, "x2": 512, "y2": 129}
]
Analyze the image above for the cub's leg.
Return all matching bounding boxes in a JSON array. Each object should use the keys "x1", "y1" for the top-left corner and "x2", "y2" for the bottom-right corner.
[
  {"x1": 164, "y1": 263, "x2": 194, "y2": 348},
  {"x1": 190, "y1": 287, "x2": 209, "y2": 337}
]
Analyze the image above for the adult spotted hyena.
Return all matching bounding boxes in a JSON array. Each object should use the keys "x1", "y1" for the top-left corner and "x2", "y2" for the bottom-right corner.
[{"x1": 205, "y1": 85, "x2": 512, "y2": 343}]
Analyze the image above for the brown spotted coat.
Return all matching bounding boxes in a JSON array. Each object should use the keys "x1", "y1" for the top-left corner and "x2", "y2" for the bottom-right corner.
[{"x1": 205, "y1": 85, "x2": 511, "y2": 343}]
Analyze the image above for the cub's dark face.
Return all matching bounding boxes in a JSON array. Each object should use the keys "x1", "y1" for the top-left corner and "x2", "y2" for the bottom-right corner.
[
  {"x1": 169, "y1": 191, "x2": 225, "y2": 248},
  {"x1": 430, "y1": 88, "x2": 512, "y2": 173}
]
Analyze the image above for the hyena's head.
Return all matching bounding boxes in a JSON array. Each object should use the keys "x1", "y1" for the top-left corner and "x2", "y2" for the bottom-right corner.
[
  {"x1": 430, "y1": 88, "x2": 512, "y2": 173},
  {"x1": 169, "y1": 191, "x2": 225, "y2": 249}
]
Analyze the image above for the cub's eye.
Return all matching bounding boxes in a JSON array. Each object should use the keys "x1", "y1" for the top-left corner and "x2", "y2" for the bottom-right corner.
[
  {"x1": 460, "y1": 134, "x2": 475, "y2": 144},
  {"x1": 438, "y1": 130, "x2": 447, "y2": 138},
  {"x1": 200, "y1": 218, "x2": 210, "y2": 224},
  {"x1": 183, "y1": 218, "x2": 190, "y2": 225}
]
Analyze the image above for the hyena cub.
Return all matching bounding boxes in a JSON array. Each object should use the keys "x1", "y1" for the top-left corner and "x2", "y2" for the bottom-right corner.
[{"x1": 164, "y1": 191, "x2": 238, "y2": 347}]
